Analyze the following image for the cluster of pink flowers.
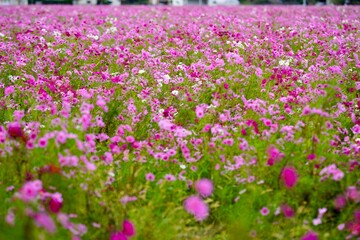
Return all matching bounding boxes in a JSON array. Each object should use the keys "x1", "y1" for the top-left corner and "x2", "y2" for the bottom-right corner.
[
  {"x1": 0, "y1": 5, "x2": 359, "y2": 240},
  {"x1": 184, "y1": 178, "x2": 213, "y2": 221}
]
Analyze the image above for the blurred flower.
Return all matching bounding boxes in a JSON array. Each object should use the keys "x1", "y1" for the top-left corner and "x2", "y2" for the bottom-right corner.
[
  {"x1": 34, "y1": 213, "x2": 56, "y2": 233},
  {"x1": 346, "y1": 186, "x2": 360, "y2": 203},
  {"x1": 184, "y1": 195, "x2": 209, "y2": 221},
  {"x1": 281, "y1": 167, "x2": 298, "y2": 189},
  {"x1": 300, "y1": 231, "x2": 318, "y2": 240},
  {"x1": 110, "y1": 232, "x2": 127, "y2": 240},
  {"x1": 260, "y1": 207, "x2": 270, "y2": 216},
  {"x1": 195, "y1": 179, "x2": 213, "y2": 198},
  {"x1": 19, "y1": 180, "x2": 42, "y2": 202},
  {"x1": 122, "y1": 220, "x2": 135, "y2": 237},
  {"x1": 281, "y1": 204, "x2": 294, "y2": 218},
  {"x1": 145, "y1": 173, "x2": 155, "y2": 181},
  {"x1": 334, "y1": 195, "x2": 346, "y2": 210},
  {"x1": 7, "y1": 122, "x2": 23, "y2": 138},
  {"x1": 5, "y1": 210, "x2": 15, "y2": 225}
]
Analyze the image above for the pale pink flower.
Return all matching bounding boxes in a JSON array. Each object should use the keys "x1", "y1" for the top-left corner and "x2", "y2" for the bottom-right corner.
[
  {"x1": 145, "y1": 173, "x2": 155, "y2": 181},
  {"x1": 5, "y1": 210, "x2": 15, "y2": 225},
  {"x1": 337, "y1": 223, "x2": 345, "y2": 231},
  {"x1": 195, "y1": 106, "x2": 205, "y2": 119},
  {"x1": 34, "y1": 213, "x2": 56, "y2": 233},
  {"x1": 164, "y1": 174, "x2": 176, "y2": 181}
]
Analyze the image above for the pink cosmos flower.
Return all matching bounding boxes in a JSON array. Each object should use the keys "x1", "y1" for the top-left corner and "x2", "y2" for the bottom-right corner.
[
  {"x1": 34, "y1": 213, "x2": 56, "y2": 233},
  {"x1": 125, "y1": 136, "x2": 135, "y2": 143},
  {"x1": 122, "y1": 220, "x2": 135, "y2": 237},
  {"x1": 184, "y1": 195, "x2": 209, "y2": 221},
  {"x1": 266, "y1": 145, "x2": 284, "y2": 166},
  {"x1": 5, "y1": 86, "x2": 15, "y2": 96},
  {"x1": 203, "y1": 124, "x2": 211, "y2": 132},
  {"x1": 19, "y1": 180, "x2": 42, "y2": 202},
  {"x1": 334, "y1": 195, "x2": 347, "y2": 210},
  {"x1": 5, "y1": 211, "x2": 15, "y2": 225},
  {"x1": 260, "y1": 207, "x2": 270, "y2": 216},
  {"x1": 255, "y1": 68, "x2": 262, "y2": 77},
  {"x1": 195, "y1": 106, "x2": 205, "y2": 119},
  {"x1": 337, "y1": 223, "x2": 345, "y2": 231},
  {"x1": 281, "y1": 204, "x2": 295, "y2": 218},
  {"x1": 56, "y1": 131, "x2": 67, "y2": 144},
  {"x1": 195, "y1": 179, "x2": 214, "y2": 198},
  {"x1": 158, "y1": 119, "x2": 174, "y2": 131},
  {"x1": 281, "y1": 167, "x2": 298, "y2": 189},
  {"x1": 7, "y1": 122, "x2": 23, "y2": 138},
  {"x1": 301, "y1": 231, "x2": 318, "y2": 240},
  {"x1": 164, "y1": 174, "x2": 176, "y2": 181},
  {"x1": 222, "y1": 138, "x2": 234, "y2": 146},
  {"x1": 110, "y1": 232, "x2": 127, "y2": 240},
  {"x1": 49, "y1": 193, "x2": 63, "y2": 213},
  {"x1": 346, "y1": 186, "x2": 360, "y2": 203},
  {"x1": 307, "y1": 154, "x2": 316, "y2": 161},
  {"x1": 145, "y1": 173, "x2": 155, "y2": 181},
  {"x1": 38, "y1": 137, "x2": 48, "y2": 148}
]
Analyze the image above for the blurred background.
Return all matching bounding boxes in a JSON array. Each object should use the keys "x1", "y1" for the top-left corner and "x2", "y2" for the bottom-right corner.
[{"x1": 0, "y1": 0, "x2": 358, "y2": 12}]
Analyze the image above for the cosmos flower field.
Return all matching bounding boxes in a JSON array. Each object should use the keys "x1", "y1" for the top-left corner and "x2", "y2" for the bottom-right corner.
[{"x1": 0, "y1": 5, "x2": 359, "y2": 240}]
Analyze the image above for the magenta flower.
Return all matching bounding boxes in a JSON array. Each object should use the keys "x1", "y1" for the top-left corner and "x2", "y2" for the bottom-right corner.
[
  {"x1": 334, "y1": 195, "x2": 347, "y2": 210},
  {"x1": 49, "y1": 193, "x2": 63, "y2": 214},
  {"x1": 281, "y1": 204, "x2": 295, "y2": 218},
  {"x1": 195, "y1": 179, "x2": 214, "y2": 198},
  {"x1": 307, "y1": 154, "x2": 316, "y2": 161},
  {"x1": 300, "y1": 231, "x2": 318, "y2": 240},
  {"x1": 184, "y1": 195, "x2": 209, "y2": 221},
  {"x1": 281, "y1": 167, "x2": 298, "y2": 189},
  {"x1": 122, "y1": 220, "x2": 135, "y2": 237},
  {"x1": 110, "y1": 232, "x2": 127, "y2": 240},
  {"x1": 266, "y1": 145, "x2": 284, "y2": 166},
  {"x1": 7, "y1": 122, "x2": 23, "y2": 138}
]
